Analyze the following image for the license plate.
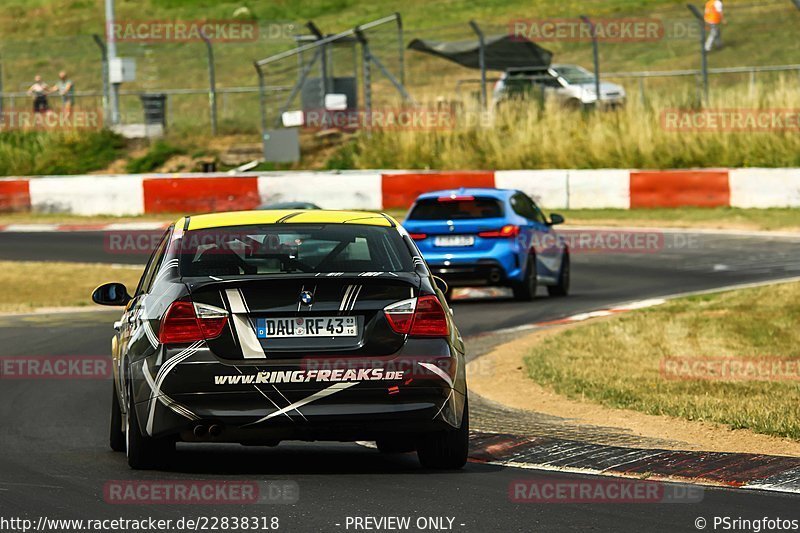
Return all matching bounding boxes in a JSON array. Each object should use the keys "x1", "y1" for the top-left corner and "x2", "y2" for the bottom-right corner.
[
  {"x1": 434, "y1": 235, "x2": 475, "y2": 247},
  {"x1": 256, "y1": 316, "x2": 358, "y2": 338}
]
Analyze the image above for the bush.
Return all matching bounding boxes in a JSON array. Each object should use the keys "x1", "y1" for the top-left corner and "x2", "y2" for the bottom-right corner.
[
  {"x1": 0, "y1": 129, "x2": 125, "y2": 176},
  {"x1": 125, "y1": 140, "x2": 184, "y2": 174}
]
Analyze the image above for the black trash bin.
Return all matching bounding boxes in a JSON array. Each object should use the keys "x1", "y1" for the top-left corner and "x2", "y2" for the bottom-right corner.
[{"x1": 140, "y1": 93, "x2": 167, "y2": 130}]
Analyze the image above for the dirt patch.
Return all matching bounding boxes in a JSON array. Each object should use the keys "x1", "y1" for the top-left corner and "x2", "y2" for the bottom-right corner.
[{"x1": 468, "y1": 324, "x2": 800, "y2": 457}]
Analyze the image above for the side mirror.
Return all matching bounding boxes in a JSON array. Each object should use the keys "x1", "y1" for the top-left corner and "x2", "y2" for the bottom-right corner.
[
  {"x1": 92, "y1": 282, "x2": 132, "y2": 306},
  {"x1": 432, "y1": 276, "x2": 449, "y2": 295},
  {"x1": 549, "y1": 213, "x2": 565, "y2": 226}
]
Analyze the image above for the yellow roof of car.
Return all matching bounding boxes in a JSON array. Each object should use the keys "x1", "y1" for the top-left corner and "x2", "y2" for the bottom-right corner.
[{"x1": 183, "y1": 210, "x2": 397, "y2": 231}]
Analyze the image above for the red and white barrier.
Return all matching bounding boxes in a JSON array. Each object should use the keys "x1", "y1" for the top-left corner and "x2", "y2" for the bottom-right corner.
[{"x1": 1, "y1": 168, "x2": 800, "y2": 216}]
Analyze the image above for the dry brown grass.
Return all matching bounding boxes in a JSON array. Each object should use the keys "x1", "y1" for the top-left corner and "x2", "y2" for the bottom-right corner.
[{"x1": 0, "y1": 261, "x2": 142, "y2": 313}]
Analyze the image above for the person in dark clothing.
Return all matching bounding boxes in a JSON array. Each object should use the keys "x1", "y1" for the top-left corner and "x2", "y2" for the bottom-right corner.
[{"x1": 27, "y1": 75, "x2": 50, "y2": 113}]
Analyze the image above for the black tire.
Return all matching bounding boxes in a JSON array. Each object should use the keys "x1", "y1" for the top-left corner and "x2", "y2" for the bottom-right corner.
[
  {"x1": 512, "y1": 257, "x2": 538, "y2": 301},
  {"x1": 416, "y1": 398, "x2": 469, "y2": 470},
  {"x1": 376, "y1": 438, "x2": 416, "y2": 454},
  {"x1": 547, "y1": 251, "x2": 570, "y2": 297},
  {"x1": 110, "y1": 380, "x2": 126, "y2": 452},
  {"x1": 126, "y1": 382, "x2": 174, "y2": 470}
]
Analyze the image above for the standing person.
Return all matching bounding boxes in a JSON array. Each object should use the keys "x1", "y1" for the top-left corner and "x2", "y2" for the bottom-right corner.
[
  {"x1": 27, "y1": 75, "x2": 50, "y2": 113},
  {"x1": 52, "y1": 71, "x2": 75, "y2": 118},
  {"x1": 704, "y1": 0, "x2": 724, "y2": 52}
]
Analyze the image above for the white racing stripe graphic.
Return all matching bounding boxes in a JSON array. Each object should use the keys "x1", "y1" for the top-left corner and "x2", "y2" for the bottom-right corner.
[
  {"x1": 418, "y1": 361, "x2": 459, "y2": 421},
  {"x1": 152, "y1": 259, "x2": 179, "y2": 285},
  {"x1": 141, "y1": 319, "x2": 160, "y2": 348},
  {"x1": 144, "y1": 341, "x2": 203, "y2": 435},
  {"x1": 232, "y1": 366, "x2": 294, "y2": 422},
  {"x1": 338, "y1": 285, "x2": 362, "y2": 312},
  {"x1": 418, "y1": 362, "x2": 454, "y2": 388},
  {"x1": 142, "y1": 359, "x2": 199, "y2": 429},
  {"x1": 272, "y1": 384, "x2": 308, "y2": 421},
  {"x1": 432, "y1": 390, "x2": 454, "y2": 420},
  {"x1": 225, "y1": 289, "x2": 265, "y2": 359},
  {"x1": 339, "y1": 285, "x2": 355, "y2": 311},
  {"x1": 244, "y1": 382, "x2": 357, "y2": 426}
]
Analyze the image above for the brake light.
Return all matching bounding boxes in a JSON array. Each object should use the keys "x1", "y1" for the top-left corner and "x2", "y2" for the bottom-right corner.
[
  {"x1": 409, "y1": 233, "x2": 428, "y2": 241},
  {"x1": 384, "y1": 295, "x2": 449, "y2": 338},
  {"x1": 438, "y1": 195, "x2": 475, "y2": 202},
  {"x1": 478, "y1": 225, "x2": 520, "y2": 238},
  {"x1": 158, "y1": 300, "x2": 228, "y2": 344},
  {"x1": 383, "y1": 298, "x2": 416, "y2": 334}
]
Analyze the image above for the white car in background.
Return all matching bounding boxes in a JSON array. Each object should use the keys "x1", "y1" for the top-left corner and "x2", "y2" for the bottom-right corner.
[{"x1": 492, "y1": 64, "x2": 626, "y2": 109}]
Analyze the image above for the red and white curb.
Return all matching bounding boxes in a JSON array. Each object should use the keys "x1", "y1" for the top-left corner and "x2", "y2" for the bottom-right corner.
[
  {"x1": 0, "y1": 222, "x2": 170, "y2": 233},
  {"x1": 2, "y1": 167, "x2": 800, "y2": 216}
]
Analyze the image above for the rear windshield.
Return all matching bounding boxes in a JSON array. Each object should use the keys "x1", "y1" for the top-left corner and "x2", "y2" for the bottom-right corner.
[
  {"x1": 178, "y1": 224, "x2": 414, "y2": 277},
  {"x1": 407, "y1": 198, "x2": 504, "y2": 220}
]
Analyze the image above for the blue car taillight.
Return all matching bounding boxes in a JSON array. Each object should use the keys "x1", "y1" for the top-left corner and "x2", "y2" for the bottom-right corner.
[{"x1": 478, "y1": 225, "x2": 520, "y2": 238}]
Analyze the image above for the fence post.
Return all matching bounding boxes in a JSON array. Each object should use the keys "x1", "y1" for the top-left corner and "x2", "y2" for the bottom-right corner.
[
  {"x1": 580, "y1": 15, "x2": 601, "y2": 109},
  {"x1": 355, "y1": 28, "x2": 372, "y2": 124},
  {"x1": 104, "y1": 0, "x2": 121, "y2": 124},
  {"x1": 469, "y1": 20, "x2": 487, "y2": 109},
  {"x1": 306, "y1": 21, "x2": 329, "y2": 102},
  {"x1": 0, "y1": 55, "x2": 4, "y2": 117},
  {"x1": 395, "y1": 13, "x2": 405, "y2": 88},
  {"x1": 200, "y1": 30, "x2": 218, "y2": 136},
  {"x1": 254, "y1": 62, "x2": 268, "y2": 155},
  {"x1": 686, "y1": 4, "x2": 709, "y2": 105},
  {"x1": 92, "y1": 34, "x2": 110, "y2": 127}
]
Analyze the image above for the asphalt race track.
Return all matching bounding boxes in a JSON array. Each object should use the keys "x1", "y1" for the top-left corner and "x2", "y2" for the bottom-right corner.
[{"x1": 2, "y1": 229, "x2": 800, "y2": 532}]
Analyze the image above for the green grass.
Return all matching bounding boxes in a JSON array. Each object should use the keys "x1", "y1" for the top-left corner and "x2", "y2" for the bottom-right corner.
[
  {"x1": 345, "y1": 79, "x2": 800, "y2": 170},
  {"x1": 0, "y1": 1, "x2": 796, "y2": 132},
  {"x1": 0, "y1": 0, "x2": 798, "y2": 173},
  {"x1": 524, "y1": 282, "x2": 800, "y2": 440},
  {"x1": 0, "y1": 130, "x2": 125, "y2": 175},
  {"x1": 558, "y1": 207, "x2": 800, "y2": 231}
]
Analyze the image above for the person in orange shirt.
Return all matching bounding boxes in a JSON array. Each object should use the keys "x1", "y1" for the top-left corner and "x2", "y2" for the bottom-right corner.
[{"x1": 704, "y1": 0, "x2": 725, "y2": 52}]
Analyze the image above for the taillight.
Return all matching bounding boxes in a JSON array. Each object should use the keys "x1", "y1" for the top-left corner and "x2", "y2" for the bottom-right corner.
[
  {"x1": 409, "y1": 233, "x2": 428, "y2": 241},
  {"x1": 438, "y1": 195, "x2": 475, "y2": 202},
  {"x1": 383, "y1": 298, "x2": 416, "y2": 334},
  {"x1": 158, "y1": 300, "x2": 228, "y2": 344},
  {"x1": 384, "y1": 295, "x2": 449, "y2": 338},
  {"x1": 478, "y1": 225, "x2": 520, "y2": 238}
]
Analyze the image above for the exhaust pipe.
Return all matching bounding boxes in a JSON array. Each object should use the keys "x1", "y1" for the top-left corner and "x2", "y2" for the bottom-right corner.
[
  {"x1": 193, "y1": 424, "x2": 208, "y2": 438},
  {"x1": 208, "y1": 424, "x2": 223, "y2": 437}
]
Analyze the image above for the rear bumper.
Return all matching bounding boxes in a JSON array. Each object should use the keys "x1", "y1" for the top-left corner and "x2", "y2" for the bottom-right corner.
[
  {"x1": 424, "y1": 251, "x2": 524, "y2": 287},
  {"x1": 428, "y1": 260, "x2": 510, "y2": 287},
  {"x1": 129, "y1": 342, "x2": 467, "y2": 442}
]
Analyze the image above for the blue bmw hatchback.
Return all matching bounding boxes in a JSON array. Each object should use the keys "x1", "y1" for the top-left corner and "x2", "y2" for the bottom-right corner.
[{"x1": 402, "y1": 188, "x2": 570, "y2": 300}]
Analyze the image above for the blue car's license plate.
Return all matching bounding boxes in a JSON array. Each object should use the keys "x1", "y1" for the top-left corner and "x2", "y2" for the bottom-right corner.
[{"x1": 434, "y1": 235, "x2": 475, "y2": 247}]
